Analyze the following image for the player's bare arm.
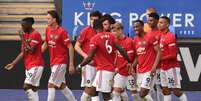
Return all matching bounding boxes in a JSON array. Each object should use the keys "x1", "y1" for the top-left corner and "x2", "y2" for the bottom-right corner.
[
  {"x1": 74, "y1": 41, "x2": 88, "y2": 58},
  {"x1": 80, "y1": 48, "x2": 96, "y2": 67},
  {"x1": 151, "y1": 44, "x2": 161, "y2": 75},
  {"x1": 130, "y1": 54, "x2": 138, "y2": 75},
  {"x1": 41, "y1": 42, "x2": 48, "y2": 53},
  {"x1": 67, "y1": 43, "x2": 76, "y2": 75},
  {"x1": 4, "y1": 52, "x2": 23, "y2": 70}
]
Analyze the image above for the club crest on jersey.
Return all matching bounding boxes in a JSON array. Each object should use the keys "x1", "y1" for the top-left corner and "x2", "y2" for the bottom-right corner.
[
  {"x1": 83, "y1": 1, "x2": 95, "y2": 11},
  {"x1": 50, "y1": 34, "x2": 59, "y2": 40},
  {"x1": 138, "y1": 41, "x2": 147, "y2": 46}
]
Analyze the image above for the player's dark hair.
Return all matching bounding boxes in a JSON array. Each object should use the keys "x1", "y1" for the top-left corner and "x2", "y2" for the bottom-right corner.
[
  {"x1": 93, "y1": 19, "x2": 103, "y2": 30},
  {"x1": 148, "y1": 13, "x2": 159, "y2": 20},
  {"x1": 90, "y1": 10, "x2": 102, "y2": 18},
  {"x1": 134, "y1": 20, "x2": 144, "y2": 26},
  {"x1": 102, "y1": 14, "x2": 116, "y2": 24},
  {"x1": 160, "y1": 16, "x2": 170, "y2": 24},
  {"x1": 21, "y1": 17, "x2": 35, "y2": 25},
  {"x1": 47, "y1": 10, "x2": 61, "y2": 25}
]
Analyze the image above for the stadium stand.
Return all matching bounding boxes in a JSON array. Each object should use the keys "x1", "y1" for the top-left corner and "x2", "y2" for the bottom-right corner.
[{"x1": 0, "y1": 0, "x2": 55, "y2": 40}]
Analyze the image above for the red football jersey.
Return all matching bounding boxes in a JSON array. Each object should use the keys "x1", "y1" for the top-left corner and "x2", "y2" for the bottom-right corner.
[
  {"x1": 147, "y1": 28, "x2": 161, "y2": 42},
  {"x1": 160, "y1": 31, "x2": 180, "y2": 70},
  {"x1": 45, "y1": 26, "x2": 71, "y2": 66},
  {"x1": 22, "y1": 29, "x2": 44, "y2": 70},
  {"x1": 77, "y1": 26, "x2": 96, "y2": 54},
  {"x1": 115, "y1": 35, "x2": 135, "y2": 76},
  {"x1": 147, "y1": 29, "x2": 161, "y2": 69},
  {"x1": 89, "y1": 32, "x2": 117, "y2": 72},
  {"x1": 133, "y1": 33, "x2": 158, "y2": 73}
]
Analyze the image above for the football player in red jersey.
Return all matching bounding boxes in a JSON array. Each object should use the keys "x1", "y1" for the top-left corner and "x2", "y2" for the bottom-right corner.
[
  {"x1": 133, "y1": 20, "x2": 161, "y2": 101},
  {"x1": 42, "y1": 10, "x2": 77, "y2": 101},
  {"x1": 147, "y1": 12, "x2": 164, "y2": 101},
  {"x1": 5, "y1": 17, "x2": 44, "y2": 101},
  {"x1": 110, "y1": 22, "x2": 139, "y2": 101},
  {"x1": 75, "y1": 11, "x2": 102, "y2": 101},
  {"x1": 158, "y1": 16, "x2": 188, "y2": 101}
]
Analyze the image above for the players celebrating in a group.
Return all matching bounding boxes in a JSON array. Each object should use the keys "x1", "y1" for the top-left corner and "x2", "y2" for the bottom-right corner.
[
  {"x1": 4, "y1": 8, "x2": 189, "y2": 101},
  {"x1": 78, "y1": 19, "x2": 132, "y2": 101},
  {"x1": 5, "y1": 17, "x2": 44, "y2": 101}
]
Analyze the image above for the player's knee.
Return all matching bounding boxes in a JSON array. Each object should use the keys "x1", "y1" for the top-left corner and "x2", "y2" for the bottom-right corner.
[
  {"x1": 162, "y1": 87, "x2": 171, "y2": 95},
  {"x1": 23, "y1": 84, "x2": 32, "y2": 91},
  {"x1": 59, "y1": 82, "x2": 66, "y2": 89},
  {"x1": 173, "y1": 88, "x2": 183, "y2": 97},
  {"x1": 113, "y1": 87, "x2": 123, "y2": 93},
  {"x1": 102, "y1": 92, "x2": 111, "y2": 100},
  {"x1": 139, "y1": 89, "x2": 149, "y2": 98},
  {"x1": 48, "y1": 83, "x2": 56, "y2": 88},
  {"x1": 85, "y1": 87, "x2": 96, "y2": 96},
  {"x1": 131, "y1": 90, "x2": 138, "y2": 95}
]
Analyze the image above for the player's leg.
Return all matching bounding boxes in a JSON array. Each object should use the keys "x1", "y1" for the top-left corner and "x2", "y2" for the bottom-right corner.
[
  {"x1": 172, "y1": 68, "x2": 188, "y2": 101},
  {"x1": 59, "y1": 82, "x2": 77, "y2": 101},
  {"x1": 93, "y1": 70, "x2": 114, "y2": 101},
  {"x1": 80, "y1": 65, "x2": 99, "y2": 101},
  {"x1": 121, "y1": 90, "x2": 129, "y2": 101},
  {"x1": 57, "y1": 64, "x2": 76, "y2": 101},
  {"x1": 160, "y1": 69, "x2": 172, "y2": 101},
  {"x1": 47, "y1": 64, "x2": 77, "y2": 101},
  {"x1": 112, "y1": 73, "x2": 127, "y2": 101},
  {"x1": 24, "y1": 84, "x2": 39, "y2": 101},
  {"x1": 139, "y1": 72, "x2": 155, "y2": 101},
  {"x1": 47, "y1": 64, "x2": 60, "y2": 101},
  {"x1": 24, "y1": 66, "x2": 43, "y2": 101},
  {"x1": 155, "y1": 69, "x2": 164, "y2": 101},
  {"x1": 126, "y1": 75, "x2": 139, "y2": 101}
]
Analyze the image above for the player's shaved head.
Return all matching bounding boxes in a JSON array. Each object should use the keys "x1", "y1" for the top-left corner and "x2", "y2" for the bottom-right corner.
[{"x1": 21, "y1": 17, "x2": 34, "y2": 33}]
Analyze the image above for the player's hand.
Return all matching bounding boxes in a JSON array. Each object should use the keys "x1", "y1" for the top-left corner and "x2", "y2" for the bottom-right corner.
[
  {"x1": 114, "y1": 67, "x2": 119, "y2": 74},
  {"x1": 88, "y1": 60, "x2": 94, "y2": 65},
  {"x1": 150, "y1": 68, "x2": 156, "y2": 77},
  {"x1": 69, "y1": 64, "x2": 76, "y2": 75},
  {"x1": 127, "y1": 63, "x2": 134, "y2": 75},
  {"x1": 4, "y1": 63, "x2": 14, "y2": 70},
  {"x1": 76, "y1": 64, "x2": 82, "y2": 74},
  {"x1": 17, "y1": 30, "x2": 23, "y2": 40}
]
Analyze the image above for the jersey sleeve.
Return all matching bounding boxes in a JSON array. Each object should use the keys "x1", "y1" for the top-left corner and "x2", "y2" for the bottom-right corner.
[
  {"x1": 61, "y1": 30, "x2": 71, "y2": 46},
  {"x1": 77, "y1": 28, "x2": 87, "y2": 44},
  {"x1": 149, "y1": 34, "x2": 159, "y2": 46},
  {"x1": 167, "y1": 34, "x2": 177, "y2": 52},
  {"x1": 89, "y1": 35, "x2": 98, "y2": 50},
  {"x1": 29, "y1": 32, "x2": 41, "y2": 47}
]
